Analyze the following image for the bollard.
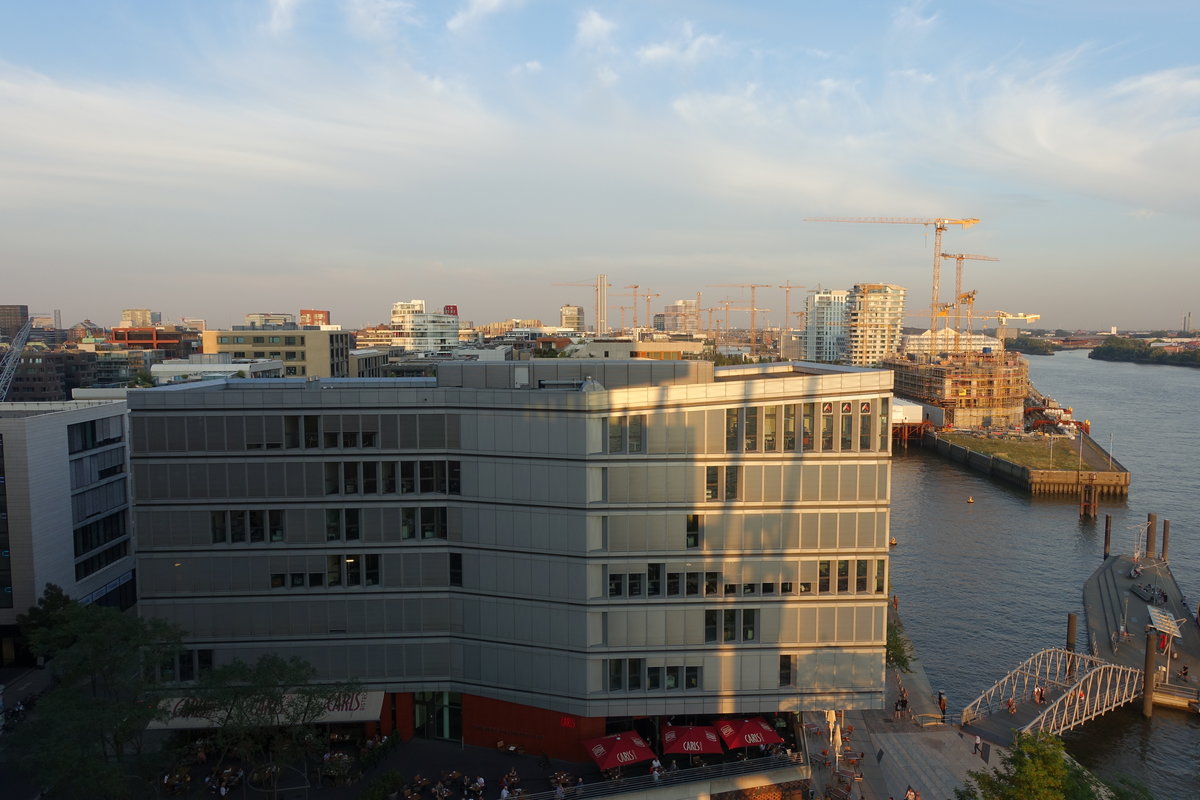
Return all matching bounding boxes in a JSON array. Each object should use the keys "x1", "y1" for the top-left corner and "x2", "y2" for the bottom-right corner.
[
  {"x1": 1103, "y1": 515, "x2": 1112, "y2": 559},
  {"x1": 1147, "y1": 513, "x2": 1157, "y2": 559},
  {"x1": 1142, "y1": 630, "x2": 1157, "y2": 718},
  {"x1": 1162, "y1": 520, "x2": 1170, "y2": 562}
]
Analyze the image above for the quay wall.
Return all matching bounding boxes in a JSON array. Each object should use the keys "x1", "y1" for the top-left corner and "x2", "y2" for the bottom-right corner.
[{"x1": 923, "y1": 433, "x2": 1130, "y2": 497}]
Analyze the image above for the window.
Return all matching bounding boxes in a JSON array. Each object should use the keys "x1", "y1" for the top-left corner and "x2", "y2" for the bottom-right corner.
[
  {"x1": 647, "y1": 563, "x2": 662, "y2": 596},
  {"x1": 841, "y1": 404, "x2": 854, "y2": 451},
  {"x1": 269, "y1": 510, "x2": 285, "y2": 542},
  {"x1": 229, "y1": 511, "x2": 246, "y2": 543},
  {"x1": 627, "y1": 573, "x2": 643, "y2": 596},
  {"x1": 667, "y1": 572, "x2": 681, "y2": 596},
  {"x1": 647, "y1": 667, "x2": 663, "y2": 690},
  {"x1": 762, "y1": 582, "x2": 776, "y2": 594},
  {"x1": 608, "y1": 660, "x2": 624, "y2": 691},
  {"x1": 685, "y1": 666, "x2": 700, "y2": 689},
  {"x1": 875, "y1": 560, "x2": 886, "y2": 593},
  {"x1": 326, "y1": 509, "x2": 342, "y2": 541},
  {"x1": 309, "y1": 572, "x2": 324, "y2": 587},
  {"x1": 742, "y1": 583, "x2": 757, "y2": 595},
  {"x1": 821, "y1": 402, "x2": 834, "y2": 451},
  {"x1": 859, "y1": 401, "x2": 873, "y2": 451},
  {"x1": 744, "y1": 407, "x2": 758, "y2": 451},
  {"x1": 818, "y1": 561, "x2": 830, "y2": 593},
  {"x1": 666, "y1": 666, "x2": 681, "y2": 690},
  {"x1": 608, "y1": 417, "x2": 625, "y2": 453},
  {"x1": 781, "y1": 581, "x2": 794, "y2": 593},
  {"x1": 723, "y1": 609, "x2": 737, "y2": 642},
  {"x1": 725, "y1": 409, "x2": 739, "y2": 452},
  {"x1": 249, "y1": 510, "x2": 265, "y2": 543},
  {"x1": 449, "y1": 553, "x2": 463, "y2": 586},
  {"x1": 705, "y1": 467, "x2": 719, "y2": 501},
  {"x1": 705, "y1": 610, "x2": 719, "y2": 643},
  {"x1": 686, "y1": 572, "x2": 700, "y2": 596},
  {"x1": 705, "y1": 572, "x2": 719, "y2": 595},
  {"x1": 627, "y1": 415, "x2": 644, "y2": 453},
  {"x1": 779, "y1": 655, "x2": 793, "y2": 687},
  {"x1": 326, "y1": 555, "x2": 342, "y2": 587},
  {"x1": 291, "y1": 573, "x2": 305, "y2": 587},
  {"x1": 742, "y1": 609, "x2": 757, "y2": 641},
  {"x1": 802, "y1": 403, "x2": 815, "y2": 451},
  {"x1": 609, "y1": 573, "x2": 625, "y2": 597},
  {"x1": 783, "y1": 405, "x2": 797, "y2": 451},
  {"x1": 345, "y1": 556, "x2": 361, "y2": 586},
  {"x1": 270, "y1": 573, "x2": 285, "y2": 588},
  {"x1": 763, "y1": 406, "x2": 778, "y2": 451},
  {"x1": 210, "y1": 510, "x2": 227, "y2": 544},
  {"x1": 837, "y1": 559, "x2": 850, "y2": 592},
  {"x1": 856, "y1": 560, "x2": 869, "y2": 592},
  {"x1": 724, "y1": 466, "x2": 739, "y2": 501},
  {"x1": 686, "y1": 514, "x2": 702, "y2": 548},
  {"x1": 627, "y1": 658, "x2": 644, "y2": 690},
  {"x1": 724, "y1": 583, "x2": 737, "y2": 596}
]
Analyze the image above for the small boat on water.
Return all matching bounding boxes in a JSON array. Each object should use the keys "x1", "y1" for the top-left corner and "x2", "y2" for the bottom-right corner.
[
  {"x1": 889, "y1": 537, "x2": 898, "y2": 547},
  {"x1": 967, "y1": 496, "x2": 974, "y2": 503}
]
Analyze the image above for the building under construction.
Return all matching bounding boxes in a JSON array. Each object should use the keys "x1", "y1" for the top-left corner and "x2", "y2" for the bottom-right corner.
[{"x1": 884, "y1": 350, "x2": 1028, "y2": 429}]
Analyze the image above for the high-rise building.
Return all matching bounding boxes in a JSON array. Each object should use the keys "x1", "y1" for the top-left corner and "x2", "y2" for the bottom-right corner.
[
  {"x1": 846, "y1": 284, "x2": 907, "y2": 367},
  {"x1": 245, "y1": 312, "x2": 296, "y2": 328},
  {"x1": 0, "y1": 400, "x2": 135, "y2": 664},
  {"x1": 658, "y1": 299, "x2": 699, "y2": 333},
  {"x1": 0, "y1": 305, "x2": 30, "y2": 340},
  {"x1": 559, "y1": 305, "x2": 585, "y2": 332},
  {"x1": 299, "y1": 310, "x2": 332, "y2": 327},
  {"x1": 801, "y1": 290, "x2": 850, "y2": 363},
  {"x1": 119, "y1": 309, "x2": 160, "y2": 328},
  {"x1": 389, "y1": 300, "x2": 459, "y2": 355},
  {"x1": 130, "y1": 359, "x2": 893, "y2": 758},
  {"x1": 201, "y1": 327, "x2": 351, "y2": 378}
]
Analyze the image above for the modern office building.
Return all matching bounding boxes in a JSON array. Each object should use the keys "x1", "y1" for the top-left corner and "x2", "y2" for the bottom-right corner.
[
  {"x1": 389, "y1": 301, "x2": 459, "y2": 355},
  {"x1": 201, "y1": 327, "x2": 351, "y2": 378},
  {"x1": 299, "y1": 310, "x2": 332, "y2": 327},
  {"x1": 845, "y1": 284, "x2": 907, "y2": 367},
  {"x1": 0, "y1": 401, "x2": 135, "y2": 664},
  {"x1": 0, "y1": 305, "x2": 30, "y2": 340},
  {"x1": 109, "y1": 326, "x2": 200, "y2": 360},
  {"x1": 802, "y1": 291, "x2": 850, "y2": 363},
  {"x1": 559, "y1": 305, "x2": 585, "y2": 332},
  {"x1": 130, "y1": 360, "x2": 893, "y2": 758},
  {"x1": 118, "y1": 309, "x2": 161, "y2": 328},
  {"x1": 656, "y1": 299, "x2": 700, "y2": 333},
  {"x1": 245, "y1": 313, "x2": 296, "y2": 328}
]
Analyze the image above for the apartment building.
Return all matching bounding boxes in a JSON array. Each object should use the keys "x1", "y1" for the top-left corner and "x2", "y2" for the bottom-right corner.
[
  {"x1": 845, "y1": 284, "x2": 906, "y2": 367},
  {"x1": 802, "y1": 290, "x2": 850, "y2": 363},
  {"x1": 390, "y1": 301, "x2": 460, "y2": 355},
  {"x1": 129, "y1": 360, "x2": 892, "y2": 759},
  {"x1": 201, "y1": 327, "x2": 351, "y2": 378},
  {"x1": 0, "y1": 401, "x2": 135, "y2": 664}
]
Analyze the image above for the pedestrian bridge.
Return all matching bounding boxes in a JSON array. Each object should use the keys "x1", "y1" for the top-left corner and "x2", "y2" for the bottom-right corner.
[{"x1": 961, "y1": 647, "x2": 1143, "y2": 740}]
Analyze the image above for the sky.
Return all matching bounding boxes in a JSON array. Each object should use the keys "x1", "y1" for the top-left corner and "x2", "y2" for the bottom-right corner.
[{"x1": 2, "y1": 0, "x2": 1198, "y2": 331}]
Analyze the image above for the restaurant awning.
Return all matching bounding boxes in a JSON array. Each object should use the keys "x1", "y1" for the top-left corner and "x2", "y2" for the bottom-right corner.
[
  {"x1": 661, "y1": 724, "x2": 724, "y2": 755},
  {"x1": 582, "y1": 732, "x2": 657, "y2": 770},
  {"x1": 147, "y1": 690, "x2": 385, "y2": 730},
  {"x1": 716, "y1": 717, "x2": 784, "y2": 749}
]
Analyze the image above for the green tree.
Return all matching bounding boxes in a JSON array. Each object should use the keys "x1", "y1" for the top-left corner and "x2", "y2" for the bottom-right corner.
[
  {"x1": 11, "y1": 592, "x2": 183, "y2": 799},
  {"x1": 182, "y1": 654, "x2": 360, "y2": 770},
  {"x1": 954, "y1": 731, "x2": 1099, "y2": 800},
  {"x1": 886, "y1": 621, "x2": 914, "y2": 673},
  {"x1": 15, "y1": 582, "x2": 74, "y2": 658}
]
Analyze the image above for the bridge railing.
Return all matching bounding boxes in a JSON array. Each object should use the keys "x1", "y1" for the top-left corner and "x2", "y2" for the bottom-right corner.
[
  {"x1": 962, "y1": 647, "x2": 1121, "y2": 726},
  {"x1": 1022, "y1": 662, "x2": 1142, "y2": 735}
]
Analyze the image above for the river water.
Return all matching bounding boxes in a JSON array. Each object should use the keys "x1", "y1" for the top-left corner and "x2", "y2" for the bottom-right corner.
[{"x1": 889, "y1": 348, "x2": 1200, "y2": 798}]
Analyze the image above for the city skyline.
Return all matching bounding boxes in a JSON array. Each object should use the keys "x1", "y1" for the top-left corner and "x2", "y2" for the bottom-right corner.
[{"x1": 2, "y1": 1, "x2": 1198, "y2": 330}]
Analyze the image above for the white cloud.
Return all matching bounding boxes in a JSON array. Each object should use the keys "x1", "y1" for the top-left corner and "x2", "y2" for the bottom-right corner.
[
  {"x1": 637, "y1": 23, "x2": 723, "y2": 66},
  {"x1": 344, "y1": 0, "x2": 418, "y2": 40},
  {"x1": 576, "y1": 9, "x2": 616, "y2": 50},
  {"x1": 891, "y1": 0, "x2": 939, "y2": 33},
  {"x1": 446, "y1": 0, "x2": 522, "y2": 32},
  {"x1": 510, "y1": 60, "x2": 542, "y2": 76},
  {"x1": 265, "y1": 0, "x2": 302, "y2": 35},
  {"x1": 596, "y1": 65, "x2": 618, "y2": 86}
]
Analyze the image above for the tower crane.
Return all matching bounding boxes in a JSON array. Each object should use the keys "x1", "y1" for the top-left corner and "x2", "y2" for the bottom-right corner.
[
  {"x1": 0, "y1": 318, "x2": 35, "y2": 401},
  {"x1": 709, "y1": 283, "x2": 771, "y2": 353},
  {"x1": 642, "y1": 293, "x2": 661, "y2": 333},
  {"x1": 777, "y1": 281, "x2": 806, "y2": 359},
  {"x1": 624, "y1": 285, "x2": 643, "y2": 330},
  {"x1": 805, "y1": 216, "x2": 980, "y2": 337},
  {"x1": 940, "y1": 253, "x2": 998, "y2": 349}
]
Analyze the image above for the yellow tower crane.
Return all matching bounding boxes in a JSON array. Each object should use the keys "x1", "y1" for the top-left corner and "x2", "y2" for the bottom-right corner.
[
  {"x1": 940, "y1": 252, "x2": 998, "y2": 350},
  {"x1": 805, "y1": 216, "x2": 981, "y2": 337},
  {"x1": 709, "y1": 283, "x2": 771, "y2": 353}
]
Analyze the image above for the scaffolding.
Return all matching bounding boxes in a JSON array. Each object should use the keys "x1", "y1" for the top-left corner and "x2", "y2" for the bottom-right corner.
[{"x1": 885, "y1": 351, "x2": 1028, "y2": 428}]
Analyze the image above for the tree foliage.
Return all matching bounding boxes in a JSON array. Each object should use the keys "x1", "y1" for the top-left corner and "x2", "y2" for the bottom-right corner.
[
  {"x1": 886, "y1": 620, "x2": 914, "y2": 674},
  {"x1": 954, "y1": 731, "x2": 1103, "y2": 800},
  {"x1": 181, "y1": 654, "x2": 361, "y2": 769},
  {"x1": 1006, "y1": 336, "x2": 1058, "y2": 355},
  {"x1": 1090, "y1": 335, "x2": 1200, "y2": 367},
  {"x1": 11, "y1": 587, "x2": 183, "y2": 799}
]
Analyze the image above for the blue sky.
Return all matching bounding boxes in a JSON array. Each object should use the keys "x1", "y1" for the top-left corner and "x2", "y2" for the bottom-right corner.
[{"x1": 2, "y1": 0, "x2": 1198, "y2": 330}]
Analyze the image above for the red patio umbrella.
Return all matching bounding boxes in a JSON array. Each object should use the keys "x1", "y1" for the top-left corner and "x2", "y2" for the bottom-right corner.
[
  {"x1": 715, "y1": 718, "x2": 784, "y2": 749},
  {"x1": 582, "y1": 732, "x2": 658, "y2": 770},
  {"x1": 661, "y1": 724, "x2": 725, "y2": 755}
]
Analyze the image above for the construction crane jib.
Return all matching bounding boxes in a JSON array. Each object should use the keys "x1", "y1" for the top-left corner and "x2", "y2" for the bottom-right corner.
[{"x1": 805, "y1": 216, "x2": 980, "y2": 338}]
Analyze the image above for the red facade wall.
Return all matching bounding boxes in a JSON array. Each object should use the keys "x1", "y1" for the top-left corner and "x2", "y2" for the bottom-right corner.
[{"x1": 462, "y1": 695, "x2": 605, "y2": 762}]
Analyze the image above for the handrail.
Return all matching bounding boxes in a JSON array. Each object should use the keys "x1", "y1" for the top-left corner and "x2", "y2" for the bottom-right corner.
[{"x1": 516, "y1": 753, "x2": 807, "y2": 800}]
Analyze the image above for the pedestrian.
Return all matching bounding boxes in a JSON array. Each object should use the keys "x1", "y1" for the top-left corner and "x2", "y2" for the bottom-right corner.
[
  {"x1": 973, "y1": 734, "x2": 981, "y2": 754},
  {"x1": 892, "y1": 594, "x2": 899, "y2": 610},
  {"x1": 893, "y1": 699, "x2": 902, "y2": 720},
  {"x1": 938, "y1": 691, "x2": 947, "y2": 722}
]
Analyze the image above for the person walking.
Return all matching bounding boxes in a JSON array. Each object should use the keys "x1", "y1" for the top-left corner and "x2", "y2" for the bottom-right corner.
[
  {"x1": 973, "y1": 734, "x2": 981, "y2": 754},
  {"x1": 937, "y1": 691, "x2": 947, "y2": 722}
]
